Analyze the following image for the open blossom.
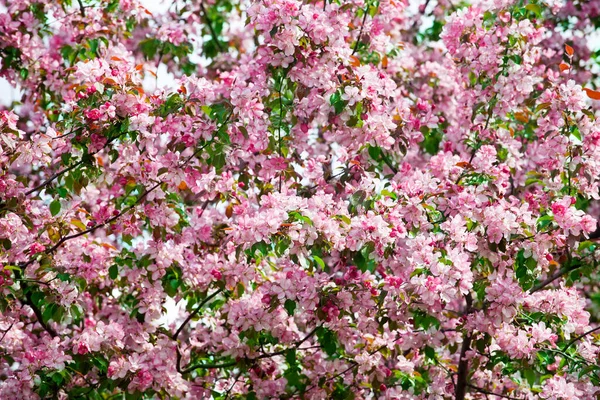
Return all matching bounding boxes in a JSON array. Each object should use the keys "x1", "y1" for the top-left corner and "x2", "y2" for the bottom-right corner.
[
  {"x1": 540, "y1": 375, "x2": 585, "y2": 400},
  {"x1": 551, "y1": 196, "x2": 598, "y2": 236},
  {"x1": 74, "y1": 59, "x2": 109, "y2": 83},
  {"x1": 341, "y1": 86, "x2": 362, "y2": 106}
]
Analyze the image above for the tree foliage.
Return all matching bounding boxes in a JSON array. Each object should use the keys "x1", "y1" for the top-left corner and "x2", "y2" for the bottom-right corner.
[{"x1": 2, "y1": 0, "x2": 600, "y2": 398}]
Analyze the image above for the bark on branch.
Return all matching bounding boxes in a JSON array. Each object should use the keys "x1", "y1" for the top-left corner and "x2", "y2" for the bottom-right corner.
[{"x1": 455, "y1": 294, "x2": 473, "y2": 400}]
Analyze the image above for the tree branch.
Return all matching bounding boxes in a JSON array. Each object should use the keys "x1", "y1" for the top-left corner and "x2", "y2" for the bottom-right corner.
[
  {"x1": 455, "y1": 294, "x2": 473, "y2": 400},
  {"x1": 172, "y1": 288, "x2": 224, "y2": 340},
  {"x1": 466, "y1": 384, "x2": 524, "y2": 400},
  {"x1": 200, "y1": 0, "x2": 223, "y2": 52},
  {"x1": 26, "y1": 129, "x2": 129, "y2": 196},
  {"x1": 0, "y1": 323, "x2": 14, "y2": 343},
  {"x1": 529, "y1": 264, "x2": 577, "y2": 294},
  {"x1": 15, "y1": 269, "x2": 57, "y2": 338},
  {"x1": 351, "y1": 5, "x2": 370, "y2": 56},
  {"x1": 45, "y1": 182, "x2": 161, "y2": 255},
  {"x1": 381, "y1": 151, "x2": 398, "y2": 175},
  {"x1": 563, "y1": 325, "x2": 600, "y2": 351},
  {"x1": 25, "y1": 161, "x2": 82, "y2": 196},
  {"x1": 180, "y1": 326, "x2": 320, "y2": 374},
  {"x1": 77, "y1": 0, "x2": 86, "y2": 17}
]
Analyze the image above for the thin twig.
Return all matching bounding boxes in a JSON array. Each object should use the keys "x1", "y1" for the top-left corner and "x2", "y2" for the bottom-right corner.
[
  {"x1": 181, "y1": 326, "x2": 320, "y2": 374},
  {"x1": 15, "y1": 269, "x2": 57, "y2": 337},
  {"x1": 224, "y1": 370, "x2": 243, "y2": 400},
  {"x1": 26, "y1": 129, "x2": 129, "y2": 196},
  {"x1": 351, "y1": 5, "x2": 370, "y2": 56},
  {"x1": 466, "y1": 384, "x2": 524, "y2": 400},
  {"x1": 172, "y1": 288, "x2": 223, "y2": 340},
  {"x1": 0, "y1": 323, "x2": 14, "y2": 343},
  {"x1": 563, "y1": 325, "x2": 600, "y2": 351},
  {"x1": 529, "y1": 264, "x2": 577, "y2": 294},
  {"x1": 25, "y1": 162, "x2": 81, "y2": 196},
  {"x1": 199, "y1": 0, "x2": 223, "y2": 52},
  {"x1": 44, "y1": 182, "x2": 161, "y2": 255},
  {"x1": 77, "y1": 0, "x2": 86, "y2": 17}
]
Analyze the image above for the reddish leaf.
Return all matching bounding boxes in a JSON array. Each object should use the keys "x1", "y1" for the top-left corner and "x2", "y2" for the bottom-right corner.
[
  {"x1": 584, "y1": 88, "x2": 600, "y2": 100},
  {"x1": 565, "y1": 44, "x2": 574, "y2": 56}
]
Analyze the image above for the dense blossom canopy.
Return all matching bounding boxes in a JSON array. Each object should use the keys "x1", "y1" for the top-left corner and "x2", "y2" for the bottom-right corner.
[{"x1": 3, "y1": 0, "x2": 600, "y2": 398}]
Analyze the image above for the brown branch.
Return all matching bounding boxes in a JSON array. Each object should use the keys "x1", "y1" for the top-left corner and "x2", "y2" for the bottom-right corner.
[
  {"x1": 0, "y1": 323, "x2": 14, "y2": 343},
  {"x1": 466, "y1": 384, "x2": 524, "y2": 400},
  {"x1": 182, "y1": 360, "x2": 238, "y2": 371},
  {"x1": 45, "y1": 182, "x2": 161, "y2": 255},
  {"x1": 302, "y1": 361, "x2": 358, "y2": 396},
  {"x1": 77, "y1": 0, "x2": 86, "y2": 17},
  {"x1": 455, "y1": 334, "x2": 472, "y2": 400},
  {"x1": 351, "y1": 6, "x2": 369, "y2": 56},
  {"x1": 26, "y1": 129, "x2": 129, "y2": 196},
  {"x1": 15, "y1": 269, "x2": 57, "y2": 338},
  {"x1": 173, "y1": 288, "x2": 223, "y2": 340},
  {"x1": 180, "y1": 326, "x2": 320, "y2": 374},
  {"x1": 588, "y1": 225, "x2": 600, "y2": 240},
  {"x1": 25, "y1": 161, "x2": 82, "y2": 196},
  {"x1": 455, "y1": 294, "x2": 473, "y2": 400},
  {"x1": 224, "y1": 370, "x2": 243, "y2": 400},
  {"x1": 302, "y1": 341, "x2": 386, "y2": 396},
  {"x1": 563, "y1": 325, "x2": 600, "y2": 351},
  {"x1": 529, "y1": 264, "x2": 575, "y2": 294},
  {"x1": 200, "y1": 0, "x2": 223, "y2": 52}
]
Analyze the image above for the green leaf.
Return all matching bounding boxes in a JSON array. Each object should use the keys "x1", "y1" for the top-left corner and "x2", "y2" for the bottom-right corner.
[
  {"x1": 420, "y1": 127, "x2": 443, "y2": 155},
  {"x1": 284, "y1": 299, "x2": 296, "y2": 316},
  {"x1": 524, "y1": 367, "x2": 536, "y2": 386},
  {"x1": 285, "y1": 347, "x2": 297, "y2": 366},
  {"x1": 109, "y1": 265, "x2": 118, "y2": 280},
  {"x1": 354, "y1": 242, "x2": 376, "y2": 273},
  {"x1": 31, "y1": 291, "x2": 44, "y2": 307},
  {"x1": 570, "y1": 126, "x2": 582, "y2": 141},
  {"x1": 525, "y1": 3, "x2": 543, "y2": 17},
  {"x1": 316, "y1": 327, "x2": 338, "y2": 356},
  {"x1": 313, "y1": 255, "x2": 325, "y2": 270},
  {"x1": 515, "y1": 249, "x2": 537, "y2": 291},
  {"x1": 139, "y1": 38, "x2": 161, "y2": 59},
  {"x1": 42, "y1": 303, "x2": 57, "y2": 323},
  {"x1": 413, "y1": 309, "x2": 441, "y2": 330},
  {"x1": 91, "y1": 355, "x2": 109, "y2": 374},
  {"x1": 330, "y1": 90, "x2": 346, "y2": 115},
  {"x1": 368, "y1": 146, "x2": 381, "y2": 162},
  {"x1": 50, "y1": 200, "x2": 61, "y2": 216},
  {"x1": 275, "y1": 237, "x2": 290, "y2": 256},
  {"x1": 424, "y1": 345, "x2": 437, "y2": 361},
  {"x1": 536, "y1": 215, "x2": 553, "y2": 231},
  {"x1": 1, "y1": 238, "x2": 11, "y2": 250},
  {"x1": 349, "y1": 190, "x2": 367, "y2": 209}
]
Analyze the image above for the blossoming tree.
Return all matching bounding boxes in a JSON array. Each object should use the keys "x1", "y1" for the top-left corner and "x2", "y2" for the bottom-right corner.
[{"x1": 3, "y1": 0, "x2": 600, "y2": 398}]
